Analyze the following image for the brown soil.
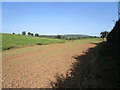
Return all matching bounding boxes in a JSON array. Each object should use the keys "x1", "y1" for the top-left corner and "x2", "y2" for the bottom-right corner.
[{"x1": 2, "y1": 41, "x2": 98, "y2": 88}]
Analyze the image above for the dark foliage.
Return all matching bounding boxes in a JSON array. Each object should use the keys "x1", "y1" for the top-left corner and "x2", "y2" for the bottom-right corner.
[
  {"x1": 35, "y1": 33, "x2": 39, "y2": 37},
  {"x1": 28, "y1": 32, "x2": 31, "y2": 36},
  {"x1": 31, "y1": 33, "x2": 34, "y2": 36},
  {"x1": 56, "y1": 35, "x2": 62, "y2": 39},
  {"x1": 107, "y1": 19, "x2": 120, "y2": 56},
  {"x1": 22, "y1": 31, "x2": 26, "y2": 35}
]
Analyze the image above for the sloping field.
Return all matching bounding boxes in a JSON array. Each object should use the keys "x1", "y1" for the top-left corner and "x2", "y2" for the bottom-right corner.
[
  {"x1": 2, "y1": 38, "x2": 100, "y2": 88},
  {"x1": 1, "y1": 33, "x2": 66, "y2": 50}
]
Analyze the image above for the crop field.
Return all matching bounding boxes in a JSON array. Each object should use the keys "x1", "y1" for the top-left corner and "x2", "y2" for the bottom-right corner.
[
  {"x1": 2, "y1": 36, "x2": 101, "y2": 88},
  {"x1": 1, "y1": 33, "x2": 67, "y2": 50},
  {"x1": 2, "y1": 1, "x2": 119, "y2": 88}
]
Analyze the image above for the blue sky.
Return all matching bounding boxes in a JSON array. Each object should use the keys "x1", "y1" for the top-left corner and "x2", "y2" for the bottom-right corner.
[{"x1": 2, "y1": 2, "x2": 118, "y2": 36}]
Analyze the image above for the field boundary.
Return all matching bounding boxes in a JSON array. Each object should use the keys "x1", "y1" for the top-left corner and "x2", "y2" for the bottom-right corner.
[{"x1": 2, "y1": 41, "x2": 66, "y2": 51}]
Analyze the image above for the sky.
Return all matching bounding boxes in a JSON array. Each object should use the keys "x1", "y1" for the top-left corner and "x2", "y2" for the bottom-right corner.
[{"x1": 2, "y1": 2, "x2": 118, "y2": 36}]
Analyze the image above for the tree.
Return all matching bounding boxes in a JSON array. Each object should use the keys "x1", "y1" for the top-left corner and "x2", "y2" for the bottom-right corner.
[
  {"x1": 35, "y1": 33, "x2": 39, "y2": 37},
  {"x1": 100, "y1": 31, "x2": 109, "y2": 41},
  {"x1": 28, "y1": 32, "x2": 31, "y2": 36},
  {"x1": 78, "y1": 37, "x2": 81, "y2": 39},
  {"x1": 12, "y1": 32, "x2": 15, "y2": 34},
  {"x1": 22, "y1": 31, "x2": 26, "y2": 35},
  {"x1": 31, "y1": 33, "x2": 34, "y2": 36},
  {"x1": 56, "y1": 35, "x2": 61, "y2": 39}
]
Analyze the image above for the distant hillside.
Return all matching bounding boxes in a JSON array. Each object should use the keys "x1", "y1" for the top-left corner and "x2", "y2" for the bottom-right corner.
[
  {"x1": 64, "y1": 34, "x2": 90, "y2": 37},
  {"x1": 40, "y1": 34, "x2": 94, "y2": 38}
]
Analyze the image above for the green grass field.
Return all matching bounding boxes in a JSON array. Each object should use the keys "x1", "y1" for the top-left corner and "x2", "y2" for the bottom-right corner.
[
  {"x1": 1, "y1": 33, "x2": 101, "y2": 50},
  {"x1": 1, "y1": 33, "x2": 67, "y2": 50},
  {"x1": 74, "y1": 38, "x2": 101, "y2": 44}
]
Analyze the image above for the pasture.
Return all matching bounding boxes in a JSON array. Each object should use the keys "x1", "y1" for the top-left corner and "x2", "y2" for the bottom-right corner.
[{"x1": 1, "y1": 33, "x2": 67, "y2": 50}]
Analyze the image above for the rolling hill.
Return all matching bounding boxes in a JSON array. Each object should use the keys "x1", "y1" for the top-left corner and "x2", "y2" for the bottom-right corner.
[{"x1": 1, "y1": 33, "x2": 67, "y2": 50}]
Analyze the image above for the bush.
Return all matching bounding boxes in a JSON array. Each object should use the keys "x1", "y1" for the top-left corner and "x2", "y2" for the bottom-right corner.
[
  {"x1": 35, "y1": 33, "x2": 39, "y2": 37},
  {"x1": 22, "y1": 31, "x2": 26, "y2": 35},
  {"x1": 56, "y1": 35, "x2": 62, "y2": 39}
]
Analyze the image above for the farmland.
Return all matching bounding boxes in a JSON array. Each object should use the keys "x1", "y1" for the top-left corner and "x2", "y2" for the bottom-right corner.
[
  {"x1": 2, "y1": 36, "x2": 101, "y2": 88},
  {"x1": 2, "y1": 1, "x2": 119, "y2": 88},
  {"x1": 1, "y1": 33, "x2": 67, "y2": 50},
  {"x1": 1, "y1": 33, "x2": 100, "y2": 50}
]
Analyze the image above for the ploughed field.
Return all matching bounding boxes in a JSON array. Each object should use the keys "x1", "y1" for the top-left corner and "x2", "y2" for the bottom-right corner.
[{"x1": 2, "y1": 35, "x2": 100, "y2": 88}]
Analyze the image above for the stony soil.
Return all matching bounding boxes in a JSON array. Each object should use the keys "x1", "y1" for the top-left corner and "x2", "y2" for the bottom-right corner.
[{"x1": 2, "y1": 41, "x2": 98, "y2": 88}]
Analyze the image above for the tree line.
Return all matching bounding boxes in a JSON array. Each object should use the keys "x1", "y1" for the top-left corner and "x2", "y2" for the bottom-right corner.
[
  {"x1": 13, "y1": 31, "x2": 39, "y2": 37},
  {"x1": 22, "y1": 31, "x2": 40, "y2": 36},
  {"x1": 12, "y1": 31, "x2": 109, "y2": 40}
]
